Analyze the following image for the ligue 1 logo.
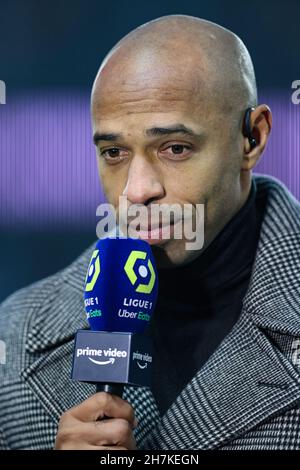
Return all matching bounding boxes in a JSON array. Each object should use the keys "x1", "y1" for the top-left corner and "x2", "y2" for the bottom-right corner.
[
  {"x1": 85, "y1": 249, "x2": 101, "y2": 292},
  {"x1": 124, "y1": 250, "x2": 156, "y2": 294}
]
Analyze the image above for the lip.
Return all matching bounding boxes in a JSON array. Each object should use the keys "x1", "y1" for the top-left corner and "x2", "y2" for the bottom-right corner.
[
  {"x1": 136, "y1": 223, "x2": 176, "y2": 245},
  {"x1": 138, "y1": 223, "x2": 172, "y2": 231}
]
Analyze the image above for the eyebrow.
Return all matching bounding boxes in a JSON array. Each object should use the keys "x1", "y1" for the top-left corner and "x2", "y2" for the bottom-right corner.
[
  {"x1": 93, "y1": 132, "x2": 121, "y2": 144},
  {"x1": 145, "y1": 124, "x2": 200, "y2": 138},
  {"x1": 93, "y1": 124, "x2": 201, "y2": 145}
]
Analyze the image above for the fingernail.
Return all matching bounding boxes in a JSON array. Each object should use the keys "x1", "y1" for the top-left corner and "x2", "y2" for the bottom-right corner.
[{"x1": 133, "y1": 418, "x2": 138, "y2": 429}]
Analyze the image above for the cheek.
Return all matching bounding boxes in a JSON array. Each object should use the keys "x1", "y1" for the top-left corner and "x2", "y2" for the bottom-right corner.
[
  {"x1": 97, "y1": 160, "x2": 113, "y2": 201},
  {"x1": 191, "y1": 146, "x2": 238, "y2": 199},
  {"x1": 98, "y1": 162, "x2": 127, "y2": 206},
  {"x1": 164, "y1": 152, "x2": 238, "y2": 234},
  {"x1": 164, "y1": 158, "x2": 225, "y2": 205}
]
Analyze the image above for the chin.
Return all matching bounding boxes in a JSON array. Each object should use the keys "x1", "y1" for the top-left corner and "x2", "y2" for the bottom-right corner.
[{"x1": 151, "y1": 240, "x2": 196, "y2": 269}]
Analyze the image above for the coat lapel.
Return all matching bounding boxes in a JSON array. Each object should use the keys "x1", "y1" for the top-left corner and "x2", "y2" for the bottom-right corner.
[
  {"x1": 140, "y1": 313, "x2": 300, "y2": 449},
  {"x1": 21, "y1": 244, "x2": 95, "y2": 420}
]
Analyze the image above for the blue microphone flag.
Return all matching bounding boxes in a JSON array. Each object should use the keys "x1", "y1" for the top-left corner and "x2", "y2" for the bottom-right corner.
[{"x1": 83, "y1": 237, "x2": 158, "y2": 334}]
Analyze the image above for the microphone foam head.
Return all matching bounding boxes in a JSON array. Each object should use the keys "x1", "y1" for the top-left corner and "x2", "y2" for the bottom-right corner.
[{"x1": 84, "y1": 238, "x2": 158, "y2": 334}]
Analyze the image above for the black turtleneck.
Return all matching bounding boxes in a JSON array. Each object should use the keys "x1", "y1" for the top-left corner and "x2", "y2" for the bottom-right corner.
[{"x1": 149, "y1": 179, "x2": 264, "y2": 416}]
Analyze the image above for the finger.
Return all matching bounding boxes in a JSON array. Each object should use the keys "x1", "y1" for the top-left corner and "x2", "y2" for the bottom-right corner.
[
  {"x1": 57, "y1": 419, "x2": 136, "y2": 449},
  {"x1": 97, "y1": 446, "x2": 129, "y2": 451},
  {"x1": 60, "y1": 444, "x2": 130, "y2": 451},
  {"x1": 93, "y1": 419, "x2": 137, "y2": 450},
  {"x1": 62, "y1": 392, "x2": 136, "y2": 425},
  {"x1": 56, "y1": 442, "x2": 103, "y2": 450}
]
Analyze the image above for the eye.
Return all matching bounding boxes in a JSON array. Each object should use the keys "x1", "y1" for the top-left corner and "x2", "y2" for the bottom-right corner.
[
  {"x1": 99, "y1": 147, "x2": 129, "y2": 161},
  {"x1": 159, "y1": 143, "x2": 193, "y2": 159}
]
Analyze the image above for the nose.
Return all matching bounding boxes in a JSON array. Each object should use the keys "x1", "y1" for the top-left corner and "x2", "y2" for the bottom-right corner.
[{"x1": 122, "y1": 155, "x2": 165, "y2": 205}]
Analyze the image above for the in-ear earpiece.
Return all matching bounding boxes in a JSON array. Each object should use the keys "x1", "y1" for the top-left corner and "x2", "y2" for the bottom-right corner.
[{"x1": 243, "y1": 107, "x2": 257, "y2": 150}]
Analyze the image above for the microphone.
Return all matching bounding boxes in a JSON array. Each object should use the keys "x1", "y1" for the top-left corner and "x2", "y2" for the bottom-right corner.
[{"x1": 71, "y1": 237, "x2": 158, "y2": 397}]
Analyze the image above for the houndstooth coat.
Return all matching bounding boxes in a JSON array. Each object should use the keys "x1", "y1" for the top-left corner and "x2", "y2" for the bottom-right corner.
[{"x1": 1, "y1": 174, "x2": 300, "y2": 450}]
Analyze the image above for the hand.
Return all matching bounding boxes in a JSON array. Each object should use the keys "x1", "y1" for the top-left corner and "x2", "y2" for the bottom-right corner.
[{"x1": 54, "y1": 392, "x2": 137, "y2": 450}]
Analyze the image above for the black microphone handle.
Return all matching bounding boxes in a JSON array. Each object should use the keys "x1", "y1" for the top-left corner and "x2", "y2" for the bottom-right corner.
[{"x1": 96, "y1": 383, "x2": 124, "y2": 397}]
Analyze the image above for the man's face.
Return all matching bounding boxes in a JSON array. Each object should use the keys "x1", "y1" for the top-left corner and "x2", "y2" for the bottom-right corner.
[{"x1": 91, "y1": 52, "x2": 244, "y2": 268}]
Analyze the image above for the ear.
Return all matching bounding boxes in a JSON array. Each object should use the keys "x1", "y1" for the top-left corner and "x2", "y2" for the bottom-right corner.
[{"x1": 242, "y1": 104, "x2": 272, "y2": 171}]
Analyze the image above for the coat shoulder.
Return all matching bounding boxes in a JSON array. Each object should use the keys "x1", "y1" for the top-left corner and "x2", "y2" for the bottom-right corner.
[{"x1": 0, "y1": 272, "x2": 63, "y2": 337}]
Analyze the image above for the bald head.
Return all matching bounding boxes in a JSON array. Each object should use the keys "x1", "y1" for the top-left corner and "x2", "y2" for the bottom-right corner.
[{"x1": 92, "y1": 15, "x2": 257, "y2": 121}]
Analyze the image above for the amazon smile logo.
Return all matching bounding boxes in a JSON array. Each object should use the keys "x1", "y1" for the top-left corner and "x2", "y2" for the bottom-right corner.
[
  {"x1": 132, "y1": 351, "x2": 152, "y2": 370},
  {"x1": 76, "y1": 347, "x2": 127, "y2": 366},
  {"x1": 88, "y1": 357, "x2": 115, "y2": 366}
]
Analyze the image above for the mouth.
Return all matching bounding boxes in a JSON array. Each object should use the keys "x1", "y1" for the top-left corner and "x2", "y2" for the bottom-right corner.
[{"x1": 135, "y1": 222, "x2": 176, "y2": 245}]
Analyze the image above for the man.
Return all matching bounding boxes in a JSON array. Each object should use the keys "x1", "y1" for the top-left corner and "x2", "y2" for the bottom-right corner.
[{"x1": 1, "y1": 15, "x2": 300, "y2": 450}]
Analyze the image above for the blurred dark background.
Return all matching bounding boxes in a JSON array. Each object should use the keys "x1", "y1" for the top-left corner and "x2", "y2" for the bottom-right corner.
[{"x1": 0, "y1": 0, "x2": 299, "y2": 302}]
